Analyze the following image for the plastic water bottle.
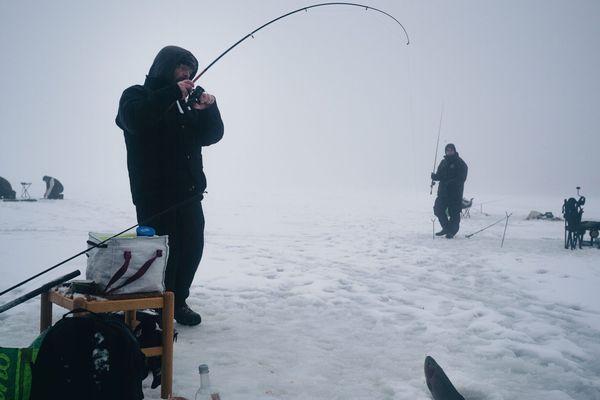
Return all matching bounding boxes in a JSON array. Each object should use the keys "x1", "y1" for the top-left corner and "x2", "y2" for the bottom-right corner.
[
  {"x1": 194, "y1": 364, "x2": 221, "y2": 400},
  {"x1": 136, "y1": 226, "x2": 156, "y2": 237}
]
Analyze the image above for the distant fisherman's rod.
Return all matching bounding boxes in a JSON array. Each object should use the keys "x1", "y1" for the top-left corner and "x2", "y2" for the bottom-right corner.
[{"x1": 430, "y1": 106, "x2": 444, "y2": 195}]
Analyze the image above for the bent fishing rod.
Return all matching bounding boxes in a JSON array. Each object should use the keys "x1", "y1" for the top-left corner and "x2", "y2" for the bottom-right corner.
[
  {"x1": 194, "y1": 2, "x2": 409, "y2": 83},
  {"x1": 183, "y1": 2, "x2": 410, "y2": 102},
  {"x1": 3, "y1": 4, "x2": 409, "y2": 297}
]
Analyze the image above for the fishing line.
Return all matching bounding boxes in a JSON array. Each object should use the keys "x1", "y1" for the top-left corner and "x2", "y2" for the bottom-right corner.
[
  {"x1": 192, "y1": 2, "x2": 410, "y2": 83},
  {"x1": 405, "y1": 45, "x2": 418, "y2": 193}
]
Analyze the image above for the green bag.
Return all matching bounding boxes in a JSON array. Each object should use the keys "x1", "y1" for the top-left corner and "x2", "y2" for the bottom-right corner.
[{"x1": 0, "y1": 332, "x2": 45, "y2": 400}]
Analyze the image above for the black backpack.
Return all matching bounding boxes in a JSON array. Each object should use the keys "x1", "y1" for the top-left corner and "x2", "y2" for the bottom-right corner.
[{"x1": 30, "y1": 310, "x2": 146, "y2": 400}]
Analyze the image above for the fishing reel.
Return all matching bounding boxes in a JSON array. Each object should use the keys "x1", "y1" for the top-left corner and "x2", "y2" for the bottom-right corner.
[
  {"x1": 185, "y1": 86, "x2": 205, "y2": 108},
  {"x1": 176, "y1": 85, "x2": 205, "y2": 114}
]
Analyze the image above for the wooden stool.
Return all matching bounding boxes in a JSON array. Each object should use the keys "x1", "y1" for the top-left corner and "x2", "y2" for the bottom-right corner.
[{"x1": 40, "y1": 290, "x2": 174, "y2": 399}]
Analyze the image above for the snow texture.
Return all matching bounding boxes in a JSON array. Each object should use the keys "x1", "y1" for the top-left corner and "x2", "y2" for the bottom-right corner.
[{"x1": 1, "y1": 191, "x2": 599, "y2": 399}]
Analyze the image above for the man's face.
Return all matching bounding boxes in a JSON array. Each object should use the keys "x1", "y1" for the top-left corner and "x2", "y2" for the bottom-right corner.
[
  {"x1": 445, "y1": 148, "x2": 456, "y2": 157},
  {"x1": 173, "y1": 63, "x2": 193, "y2": 82}
]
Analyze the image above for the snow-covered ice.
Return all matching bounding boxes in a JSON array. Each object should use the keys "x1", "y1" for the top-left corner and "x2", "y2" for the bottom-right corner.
[{"x1": 1, "y1": 190, "x2": 599, "y2": 399}]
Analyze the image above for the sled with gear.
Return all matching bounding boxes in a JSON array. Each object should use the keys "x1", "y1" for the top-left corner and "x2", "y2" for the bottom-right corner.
[
  {"x1": 526, "y1": 210, "x2": 562, "y2": 221},
  {"x1": 562, "y1": 187, "x2": 600, "y2": 249}
]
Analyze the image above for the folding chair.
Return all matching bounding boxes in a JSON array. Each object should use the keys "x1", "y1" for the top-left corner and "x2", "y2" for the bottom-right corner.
[{"x1": 461, "y1": 197, "x2": 474, "y2": 218}]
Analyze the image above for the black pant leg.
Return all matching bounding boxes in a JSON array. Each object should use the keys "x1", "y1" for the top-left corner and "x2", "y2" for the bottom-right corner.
[
  {"x1": 48, "y1": 188, "x2": 59, "y2": 199},
  {"x1": 447, "y1": 197, "x2": 462, "y2": 235},
  {"x1": 434, "y1": 196, "x2": 449, "y2": 231},
  {"x1": 135, "y1": 199, "x2": 205, "y2": 307},
  {"x1": 173, "y1": 200, "x2": 205, "y2": 307}
]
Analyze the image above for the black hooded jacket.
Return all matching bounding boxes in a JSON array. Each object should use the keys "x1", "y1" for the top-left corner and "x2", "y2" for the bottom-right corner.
[
  {"x1": 432, "y1": 153, "x2": 468, "y2": 199},
  {"x1": 116, "y1": 46, "x2": 224, "y2": 207}
]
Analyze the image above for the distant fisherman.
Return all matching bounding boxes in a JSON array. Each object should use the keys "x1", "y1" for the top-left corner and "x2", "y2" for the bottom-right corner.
[
  {"x1": 42, "y1": 175, "x2": 64, "y2": 199},
  {"x1": 431, "y1": 144, "x2": 468, "y2": 238}
]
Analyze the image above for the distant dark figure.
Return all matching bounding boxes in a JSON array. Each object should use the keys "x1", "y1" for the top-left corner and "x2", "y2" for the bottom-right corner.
[
  {"x1": 0, "y1": 176, "x2": 16, "y2": 199},
  {"x1": 431, "y1": 144, "x2": 468, "y2": 238},
  {"x1": 42, "y1": 176, "x2": 64, "y2": 199}
]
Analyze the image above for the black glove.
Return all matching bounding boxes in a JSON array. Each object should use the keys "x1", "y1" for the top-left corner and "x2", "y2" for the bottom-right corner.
[
  {"x1": 431, "y1": 172, "x2": 437, "y2": 181},
  {"x1": 185, "y1": 86, "x2": 205, "y2": 108}
]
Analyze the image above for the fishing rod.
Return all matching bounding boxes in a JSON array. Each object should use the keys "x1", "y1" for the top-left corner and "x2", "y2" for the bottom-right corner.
[
  {"x1": 182, "y1": 3, "x2": 410, "y2": 116},
  {"x1": 429, "y1": 107, "x2": 444, "y2": 195},
  {"x1": 0, "y1": 193, "x2": 203, "y2": 297},
  {"x1": 476, "y1": 198, "x2": 507, "y2": 215},
  {"x1": 465, "y1": 215, "x2": 507, "y2": 239},
  {"x1": 192, "y1": 2, "x2": 410, "y2": 84},
  {"x1": 500, "y1": 212, "x2": 512, "y2": 248},
  {"x1": 0, "y1": 270, "x2": 80, "y2": 314}
]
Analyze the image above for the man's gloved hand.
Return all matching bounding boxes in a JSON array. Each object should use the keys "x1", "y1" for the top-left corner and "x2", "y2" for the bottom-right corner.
[
  {"x1": 191, "y1": 92, "x2": 216, "y2": 110},
  {"x1": 177, "y1": 80, "x2": 194, "y2": 99},
  {"x1": 431, "y1": 172, "x2": 437, "y2": 181}
]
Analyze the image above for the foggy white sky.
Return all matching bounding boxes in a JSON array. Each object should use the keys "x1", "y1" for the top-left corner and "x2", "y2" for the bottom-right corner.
[{"x1": 0, "y1": 0, "x2": 598, "y2": 204}]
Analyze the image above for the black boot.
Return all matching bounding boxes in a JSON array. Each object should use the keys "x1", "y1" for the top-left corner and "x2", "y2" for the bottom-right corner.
[
  {"x1": 435, "y1": 230, "x2": 447, "y2": 236},
  {"x1": 445, "y1": 233, "x2": 455, "y2": 239},
  {"x1": 175, "y1": 303, "x2": 202, "y2": 326}
]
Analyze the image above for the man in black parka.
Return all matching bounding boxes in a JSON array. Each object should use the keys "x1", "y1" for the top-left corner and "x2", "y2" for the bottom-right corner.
[
  {"x1": 431, "y1": 143, "x2": 468, "y2": 239},
  {"x1": 116, "y1": 46, "x2": 224, "y2": 325}
]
